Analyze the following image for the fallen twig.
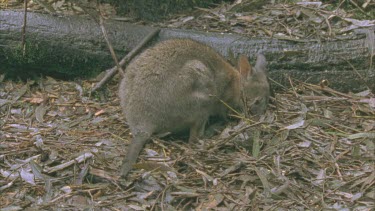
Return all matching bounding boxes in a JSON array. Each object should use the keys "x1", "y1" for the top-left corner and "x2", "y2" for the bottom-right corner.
[{"x1": 92, "y1": 28, "x2": 161, "y2": 92}]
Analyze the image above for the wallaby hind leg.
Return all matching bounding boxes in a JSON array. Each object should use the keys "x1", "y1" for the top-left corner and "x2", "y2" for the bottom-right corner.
[
  {"x1": 120, "y1": 132, "x2": 150, "y2": 178},
  {"x1": 188, "y1": 119, "x2": 207, "y2": 143}
]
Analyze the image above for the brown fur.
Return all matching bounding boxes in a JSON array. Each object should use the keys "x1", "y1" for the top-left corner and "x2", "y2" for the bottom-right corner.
[{"x1": 119, "y1": 39, "x2": 269, "y2": 177}]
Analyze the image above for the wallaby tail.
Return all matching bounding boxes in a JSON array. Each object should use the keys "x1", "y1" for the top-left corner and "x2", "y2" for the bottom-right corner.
[{"x1": 120, "y1": 132, "x2": 150, "y2": 178}]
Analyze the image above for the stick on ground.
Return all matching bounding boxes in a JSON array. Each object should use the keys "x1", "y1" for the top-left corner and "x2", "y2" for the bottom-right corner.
[{"x1": 92, "y1": 28, "x2": 161, "y2": 92}]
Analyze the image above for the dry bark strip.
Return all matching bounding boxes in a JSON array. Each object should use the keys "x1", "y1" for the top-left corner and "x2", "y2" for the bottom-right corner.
[{"x1": 0, "y1": 10, "x2": 374, "y2": 91}]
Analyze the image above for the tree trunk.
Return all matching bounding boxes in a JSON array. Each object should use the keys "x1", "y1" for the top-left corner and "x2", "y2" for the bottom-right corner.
[{"x1": 0, "y1": 10, "x2": 374, "y2": 91}]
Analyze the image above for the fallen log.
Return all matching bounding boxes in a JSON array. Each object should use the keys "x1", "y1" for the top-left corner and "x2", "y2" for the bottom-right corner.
[{"x1": 0, "y1": 10, "x2": 374, "y2": 91}]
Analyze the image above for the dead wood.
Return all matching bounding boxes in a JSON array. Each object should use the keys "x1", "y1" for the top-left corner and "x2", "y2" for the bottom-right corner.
[{"x1": 0, "y1": 10, "x2": 374, "y2": 91}]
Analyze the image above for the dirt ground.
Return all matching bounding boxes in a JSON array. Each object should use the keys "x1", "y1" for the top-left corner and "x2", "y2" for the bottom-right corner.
[{"x1": 1, "y1": 0, "x2": 374, "y2": 210}]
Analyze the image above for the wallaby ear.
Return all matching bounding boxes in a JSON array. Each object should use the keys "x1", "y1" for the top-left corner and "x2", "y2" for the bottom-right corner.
[
  {"x1": 227, "y1": 49, "x2": 237, "y2": 66},
  {"x1": 238, "y1": 55, "x2": 252, "y2": 77},
  {"x1": 255, "y1": 54, "x2": 268, "y2": 75}
]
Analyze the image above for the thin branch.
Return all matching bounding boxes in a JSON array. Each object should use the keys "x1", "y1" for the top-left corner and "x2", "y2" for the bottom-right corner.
[
  {"x1": 92, "y1": 28, "x2": 160, "y2": 92},
  {"x1": 99, "y1": 15, "x2": 124, "y2": 77},
  {"x1": 21, "y1": 0, "x2": 27, "y2": 56},
  {"x1": 345, "y1": 59, "x2": 371, "y2": 91}
]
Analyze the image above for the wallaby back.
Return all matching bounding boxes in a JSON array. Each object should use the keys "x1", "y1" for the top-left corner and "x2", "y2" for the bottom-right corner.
[{"x1": 119, "y1": 39, "x2": 269, "y2": 177}]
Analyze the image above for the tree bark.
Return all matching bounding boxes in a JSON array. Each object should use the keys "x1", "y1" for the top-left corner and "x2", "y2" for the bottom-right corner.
[{"x1": 0, "y1": 10, "x2": 374, "y2": 91}]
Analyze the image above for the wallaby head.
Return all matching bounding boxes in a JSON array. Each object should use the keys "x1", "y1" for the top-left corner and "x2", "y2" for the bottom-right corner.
[{"x1": 237, "y1": 54, "x2": 270, "y2": 116}]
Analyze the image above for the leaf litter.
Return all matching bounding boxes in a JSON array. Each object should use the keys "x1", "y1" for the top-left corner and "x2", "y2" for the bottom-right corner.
[
  {"x1": 159, "y1": 0, "x2": 375, "y2": 41},
  {"x1": 1, "y1": 0, "x2": 375, "y2": 210},
  {"x1": 0, "y1": 74, "x2": 374, "y2": 210}
]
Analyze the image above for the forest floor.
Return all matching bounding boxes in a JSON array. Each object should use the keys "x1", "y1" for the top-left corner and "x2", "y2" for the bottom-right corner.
[{"x1": 1, "y1": 0, "x2": 374, "y2": 210}]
